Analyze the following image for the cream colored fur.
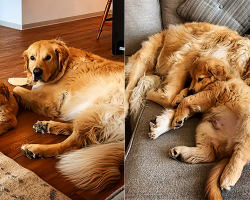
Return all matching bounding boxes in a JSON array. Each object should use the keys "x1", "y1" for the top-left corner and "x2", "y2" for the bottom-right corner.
[
  {"x1": 58, "y1": 142, "x2": 124, "y2": 194},
  {"x1": 11, "y1": 39, "x2": 124, "y2": 193}
]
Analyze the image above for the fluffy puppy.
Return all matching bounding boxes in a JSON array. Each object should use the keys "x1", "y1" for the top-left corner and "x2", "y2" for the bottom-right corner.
[
  {"x1": 126, "y1": 22, "x2": 250, "y2": 118},
  {"x1": 148, "y1": 57, "x2": 231, "y2": 139},
  {"x1": 169, "y1": 77, "x2": 250, "y2": 200},
  {"x1": 0, "y1": 81, "x2": 18, "y2": 135},
  {"x1": 11, "y1": 39, "x2": 124, "y2": 193}
]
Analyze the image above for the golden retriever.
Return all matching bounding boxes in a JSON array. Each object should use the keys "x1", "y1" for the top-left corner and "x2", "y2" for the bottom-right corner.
[
  {"x1": 11, "y1": 39, "x2": 124, "y2": 193},
  {"x1": 0, "y1": 81, "x2": 18, "y2": 135},
  {"x1": 125, "y1": 22, "x2": 250, "y2": 117},
  {"x1": 148, "y1": 56, "x2": 231, "y2": 139},
  {"x1": 169, "y1": 76, "x2": 250, "y2": 200}
]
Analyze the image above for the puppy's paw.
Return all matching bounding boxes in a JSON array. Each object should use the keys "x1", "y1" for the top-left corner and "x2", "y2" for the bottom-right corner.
[
  {"x1": 220, "y1": 166, "x2": 241, "y2": 191},
  {"x1": 171, "y1": 88, "x2": 189, "y2": 108},
  {"x1": 169, "y1": 147, "x2": 183, "y2": 161},
  {"x1": 21, "y1": 144, "x2": 42, "y2": 159},
  {"x1": 33, "y1": 121, "x2": 50, "y2": 134},
  {"x1": 172, "y1": 116, "x2": 186, "y2": 129},
  {"x1": 148, "y1": 109, "x2": 175, "y2": 139}
]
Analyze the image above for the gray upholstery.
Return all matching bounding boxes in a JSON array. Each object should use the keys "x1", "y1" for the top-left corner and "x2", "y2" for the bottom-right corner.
[
  {"x1": 160, "y1": 0, "x2": 186, "y2": 29},
  {"x1": 177, "y1": 0, "x2": 250, "y2": 35},
  {"x1": 125, "y1": 101, "x2": 250, "y2": 200},
  {"x1": 125, "y1": 0, "x2": 163, "y2": 56}
]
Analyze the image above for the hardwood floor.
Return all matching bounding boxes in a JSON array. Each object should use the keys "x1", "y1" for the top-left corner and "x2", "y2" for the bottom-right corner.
[{"x1": 0, "y1": 16, "x2": 124, "y2": 200}]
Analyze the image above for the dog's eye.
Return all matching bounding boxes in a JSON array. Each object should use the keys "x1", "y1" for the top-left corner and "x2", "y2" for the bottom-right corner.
[
  {"x1": 198, "y1": 77, "x2": 204, "y2": 82},
  {"x1": 30, "y1": 56, "x2": 35, "y2": 60},
  {"x1": 45, "y1": 55, "x2": 51, "y2": 61}
]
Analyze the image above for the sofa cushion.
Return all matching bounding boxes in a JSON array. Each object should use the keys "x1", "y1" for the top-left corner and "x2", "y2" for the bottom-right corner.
[
  {"x1": 177, "y1": 0, "x2": 250, "y2": 35},
  {"x1": 160, "y1": 0, "x2": 186, "y2": 29},
  {"x1": 125, "y1": 0, "x2": 163, "y2": 56},
  {"x1": 125, "y1": 100, "x2": 250, "y2": 199}
]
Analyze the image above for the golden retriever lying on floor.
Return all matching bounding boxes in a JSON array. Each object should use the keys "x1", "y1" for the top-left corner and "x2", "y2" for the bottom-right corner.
[
  {"x1": 0, "y1": 81, "x2": 18, "y2": 135},
  {"x1": 125, "y1": 22, "x2": 250, "y2": 118},
  {"x1": 11, "y1": 39, "x2": 124, "y2": 193},
  {"x1": 169, "y1": 76, "x2": 250, "y2": 200}
]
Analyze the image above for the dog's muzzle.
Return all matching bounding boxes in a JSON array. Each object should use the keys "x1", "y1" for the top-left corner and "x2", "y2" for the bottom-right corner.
[{"x1": 33, "y1": 68, "x2": 43, "y2": 82}]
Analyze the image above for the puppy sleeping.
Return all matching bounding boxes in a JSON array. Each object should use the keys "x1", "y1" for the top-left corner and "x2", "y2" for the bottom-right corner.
[
  {"x1": 149, "y1": 56, "x2": 231, "y2": 139},
  {"x1": 0, "y1": 81, "x2": 18, "y2": 135},
  {"x1": 169, "y1": 77, "x2": 250, "y2": 199}
]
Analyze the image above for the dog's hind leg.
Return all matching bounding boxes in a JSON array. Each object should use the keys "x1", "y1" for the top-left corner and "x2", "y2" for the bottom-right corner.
[
  {"x1": 33, "y1": 121, "x2": 73, "y2": 135},
  {"x1": 169, "y1": 121, "x2": 216, "y2": 164},
  {"x1": 220, "y1": 133, "x2": 250, "y2": 190},
  {"x1": 21, "y1": 104, "x2": 124, "y2": 158}
]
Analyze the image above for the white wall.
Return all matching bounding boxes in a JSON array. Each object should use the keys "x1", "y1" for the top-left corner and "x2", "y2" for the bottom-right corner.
[
  {"x1": 0, "y1": 0, "x2": 22, "y2": 29},
  {"x1": 22, "y1": 0, "x2": 107, "y2": 25}
]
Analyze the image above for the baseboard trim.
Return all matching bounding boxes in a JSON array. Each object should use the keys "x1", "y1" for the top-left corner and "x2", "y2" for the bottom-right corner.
[
  {"x1": 22, "y1": 11, "x2": 108, "y2": 30},
  {"x1": 0, "y1": 20, "x2": 22, "y2": 30}
]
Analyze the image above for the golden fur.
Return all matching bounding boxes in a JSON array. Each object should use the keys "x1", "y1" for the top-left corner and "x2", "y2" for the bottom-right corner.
[
  {"x1": 12, "y1": 39, "x2": 124, "y2": 193},
  {"x1": 126, "y1": 22, "x2": 250, "y2": 116},
  {"x1": 0, "y1": 81, "x2": 18, "y2": 135},
  {"x1": 169, "y1": 70, "x2": 250, "y2": 199}
]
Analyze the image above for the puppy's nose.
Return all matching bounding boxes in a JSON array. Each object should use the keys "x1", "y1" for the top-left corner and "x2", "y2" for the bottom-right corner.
[
  {"x1": 188, "y1": 89, "x2": 195, "y2": 96},
  {"x1": 33, "y1": 68, "x2": 43, "y2": 77}
]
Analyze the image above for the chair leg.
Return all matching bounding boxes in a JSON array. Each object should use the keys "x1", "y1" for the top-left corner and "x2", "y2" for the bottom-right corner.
[{"x1": 97, "y1": 0, "x2": 112, "y2": 40}]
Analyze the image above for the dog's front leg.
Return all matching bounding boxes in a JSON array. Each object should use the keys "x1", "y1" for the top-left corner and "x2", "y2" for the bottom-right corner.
[
  {"x1": 13, "y1": 86, "x2": 59, "y2": 117},
  {"x1": 172, "y1": 90, "x2": 215, "y2": 129}
]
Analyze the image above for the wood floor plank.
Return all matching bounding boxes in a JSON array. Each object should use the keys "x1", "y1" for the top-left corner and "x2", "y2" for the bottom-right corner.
[{"x1": 0, "y1": 16, "x2": 124, "y2": 200}]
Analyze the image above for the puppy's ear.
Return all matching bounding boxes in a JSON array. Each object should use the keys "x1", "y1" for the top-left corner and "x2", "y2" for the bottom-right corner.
[
  {"x1": 0, "y1": 82, "x2": 10, "y2": 101},
  {"x1": 207, "y1": 64, "x2": 228, "y2": 81}
]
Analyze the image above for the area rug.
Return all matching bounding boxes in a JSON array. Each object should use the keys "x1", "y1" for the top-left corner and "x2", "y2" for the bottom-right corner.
[{"x1": 0, "y1": 152, "x2": 70, "y2": 200}]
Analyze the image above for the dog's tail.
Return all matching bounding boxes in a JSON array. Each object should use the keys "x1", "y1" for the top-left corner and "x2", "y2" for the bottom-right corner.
[
  {"x1": 205, "y1": 158, "x2": 229, "y2": 200},
  {"x1": 57, "y1": 141, "x2": 124, "y2": 194},
  {"x1": 125, "y1": 31, "x2": 166, "y2": 116}
]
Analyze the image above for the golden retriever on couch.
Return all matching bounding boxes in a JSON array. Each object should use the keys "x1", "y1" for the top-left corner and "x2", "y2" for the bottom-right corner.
[
  {"x1": 148, "y1": 56, "x2": 232, "y2": 139},
  {"x1": 11, "y1": 39, "x2": 124, "y2": 193},
  {"x1": 125, "y1": 22, "x2": 250, "y2": 118},
  {"x1": 169, "y1": 75, "x2": 250, "y2": 200},
  {"x1": 148, "y1": 57, "x2": 250, "y2": 199}
]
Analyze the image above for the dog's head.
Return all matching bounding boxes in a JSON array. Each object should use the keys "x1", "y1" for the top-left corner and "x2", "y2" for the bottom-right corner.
[
  {"x1": 23, "y1": 39, "x2": 69, "y2": 84},
  {"x1": 188, "y1": 57, "x2": 230, "y2": 95},
  {"x1": 0, "y1": 81, "x2": 10, "y2": 103}
]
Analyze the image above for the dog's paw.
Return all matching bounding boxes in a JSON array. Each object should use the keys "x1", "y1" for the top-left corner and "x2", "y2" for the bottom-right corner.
[
  {"x1": 148, "y1": 109, "x2": 175, "y2": 139},
  {"x1": 21, "y1": 144, "x2": 41, "y2": 159},
  {"x1": 33, "y1": 121, "x2": 50, "y2": 134},
  {"x1": 220, "y1": 166, "x2": 241, "y2": 191},
  {"x1": 169, "y1": 147, "x2": 183, "y2": 161},
  {"x1": 172, "y1": 116, "x2": 186, "y2": 129},
  {"x1": 171, "y1": 88, "x2": 189, "y2": 108}
]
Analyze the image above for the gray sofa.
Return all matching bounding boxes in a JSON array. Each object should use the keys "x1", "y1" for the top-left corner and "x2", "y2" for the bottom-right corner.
[{"x1": 125, "y1": 0, "x2": 250, "y2": 199}]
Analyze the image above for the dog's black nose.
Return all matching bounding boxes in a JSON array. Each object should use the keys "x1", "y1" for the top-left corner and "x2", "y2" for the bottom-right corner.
[
  {"x1": 33, "y1": 68, "x2": 43, "y2": 77},
  {"x1": 188, "y1": 89, "x2": 195, "y2": 96}
]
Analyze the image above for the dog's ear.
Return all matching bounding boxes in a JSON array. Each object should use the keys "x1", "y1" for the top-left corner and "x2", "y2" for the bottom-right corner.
[
  {"x1": 0, "y1": 82, "x2": 10, "y2": 101},
  {"x1": 207, "y1": 64, "x2": 228, "y2": 81},
  {"x1": 23, "y1": 50, "x2": 33, "y2": 85},
  {"x1": 54, "y1": 39, "x2": 69, "y2": 72},
  {"x1": 23, "y1": 50, "x2": 29, "y2": 72}
]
